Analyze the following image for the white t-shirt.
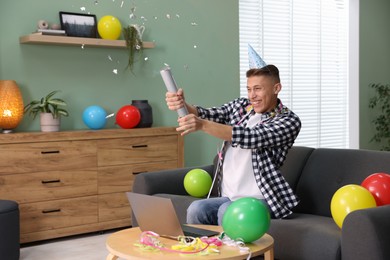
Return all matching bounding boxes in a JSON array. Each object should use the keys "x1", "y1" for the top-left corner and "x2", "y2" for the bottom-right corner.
[{"x1": 221, "y1": 112, "x2": 264, "y2": 201}]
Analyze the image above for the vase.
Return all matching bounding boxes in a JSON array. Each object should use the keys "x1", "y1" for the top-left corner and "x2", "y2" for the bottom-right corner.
[
  {"x1": 40, "y1": 113, "x2": 60, "y2": 132},
  {"x1": 131, "y1": 100, "x2": 153, "y2": 128}
]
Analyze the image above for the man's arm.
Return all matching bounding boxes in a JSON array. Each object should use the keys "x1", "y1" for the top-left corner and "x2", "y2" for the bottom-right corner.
[{"x1": 177, "y1": 114, "x2": 233, "y2": 140}]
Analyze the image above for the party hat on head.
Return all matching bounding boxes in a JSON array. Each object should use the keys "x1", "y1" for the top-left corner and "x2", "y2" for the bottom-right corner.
[{"x1": 248, "y1": 44, "x2": 267, "y2": 69}]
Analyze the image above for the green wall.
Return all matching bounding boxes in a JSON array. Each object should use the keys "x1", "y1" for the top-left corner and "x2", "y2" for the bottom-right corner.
[
  {"x1": 359, "y1": 0, "x2": 390, "y2": 150},
  {"x1": 0, "y1": 0, "x2": 239, "y2": 166}
]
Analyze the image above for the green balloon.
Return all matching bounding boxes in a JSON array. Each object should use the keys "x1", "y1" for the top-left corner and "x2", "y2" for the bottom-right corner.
[
  {"x1": 183, "y1": 169, "x2": 212, "y2": 198},
  {"x1": 222, "y1": 197, "x2": 270, "y2": 243}
]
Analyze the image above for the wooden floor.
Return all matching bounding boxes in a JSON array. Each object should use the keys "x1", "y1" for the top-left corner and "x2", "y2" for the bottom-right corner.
[{"x1": 20, "y1": 230, "x2": 122, "y2": 260}]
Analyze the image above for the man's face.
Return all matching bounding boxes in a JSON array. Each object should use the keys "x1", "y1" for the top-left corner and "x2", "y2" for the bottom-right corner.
[{"x1": 247, "y1": 75, "x2": 281, "y2": 114}]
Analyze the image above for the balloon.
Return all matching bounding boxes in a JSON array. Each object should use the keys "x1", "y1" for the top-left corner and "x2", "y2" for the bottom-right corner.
[
  {"x1": 82, "y1": 105, "x2": 107, "y2": 130},
  {"x1": 222, "y1": 197, "x2": 270, "y2": 243},
  {"x1": 331, "y1": 184, "x2": 377, "y2": 228},
  {"x1": 183, "y1": 169, "x2": 212, "y2": 198},
  {"x1": 116, "y1": 105, "x2": 141, "y2": 129},
  {"x1": 98, "y1": 15, "x2": 122, "y2": 40},
  {"x1": 361, "y1": 173, "x2": 390, "y2": 206}
]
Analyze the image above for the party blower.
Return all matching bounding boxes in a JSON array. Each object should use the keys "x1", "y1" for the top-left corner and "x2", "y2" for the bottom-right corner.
[{"x1": 160, "y1": 66, "x2": 189, "y2": 117}]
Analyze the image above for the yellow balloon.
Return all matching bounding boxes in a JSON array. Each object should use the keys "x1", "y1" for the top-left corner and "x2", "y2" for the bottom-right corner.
[
  {"x1": 98, "y1": 15, "x2": 122, "y2": 40},
  {"x1": 331, "y1": 184, "x2": 376, "y2": 228}
]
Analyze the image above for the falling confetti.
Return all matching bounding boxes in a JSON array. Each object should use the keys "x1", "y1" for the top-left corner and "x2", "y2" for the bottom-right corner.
[
  {"x1": 166, "y1": 14, "x2": 171, "y2": 19},
  {"x1": 176, "y1": 14, "x2": 180, "y2": 18},
  {"x1": 80, "y1": 6, "x2": 86, "y2": 11},
  {"x1": 129, "y1": 7, "x2": 136, "y2": 19},
  {"x1": 120, "y1": 1, "x2": 124, "y2": 8},
  {"x1": 191, "y1": 22, "x2": 198, "y2": 26},
  {"x1": 113, "y1": 69, "x2": 118, "y2": 74},
  {"x1": 144, "y1": 57, "x2": 149, "y2": 61},
  {"x1": 153, "y1": 16, "x2": 158, "y2": 20},
  {"x1": 108, "y1": 55, "x2": 113, "y2": 61},
  {"x1": 81, "y1": 44, "x2": 85, "y2": 49},
  {"x1": 194, "y1": 45, "x2": 198, "y2": 49},
  {"x1": 141, "y1": 16, "x2": 147, "y2": 22}
]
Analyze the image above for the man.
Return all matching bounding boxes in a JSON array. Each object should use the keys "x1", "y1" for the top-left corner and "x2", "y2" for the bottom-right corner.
[{"x1": 165, "y1": 64, "x2": 301, "y2": 224}]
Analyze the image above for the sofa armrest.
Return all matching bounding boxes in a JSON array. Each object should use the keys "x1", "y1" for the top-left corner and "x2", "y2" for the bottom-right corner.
[
  {"x1": 132, "y1": 165, "x2": 215, "y2": 196},
  {"x1": 341, "y1": 205, "x2": 390, "y2": 260}
]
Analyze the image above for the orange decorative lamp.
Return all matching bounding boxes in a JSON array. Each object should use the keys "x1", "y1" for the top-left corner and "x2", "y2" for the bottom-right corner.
[{"x1": 0, "y1": 80, "x2": 24, "y2": 133}]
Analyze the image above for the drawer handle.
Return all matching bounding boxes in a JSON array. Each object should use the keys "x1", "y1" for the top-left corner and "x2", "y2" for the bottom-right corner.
[
  {"x1": 41, "y1": 179, "x2": 61, "y2": 184},
  {"x1": 132, "y1": 171, "x2": 147, "y2": 175},
  {"x1": 42, "y1": 209, "x2": 61, "y2": 214},
  {"x1": 132, "y1": 145, "x2": 148, "y2": 149},
  {"x1": 41, "y1": 150, "x2": 60, "y2": 154}
]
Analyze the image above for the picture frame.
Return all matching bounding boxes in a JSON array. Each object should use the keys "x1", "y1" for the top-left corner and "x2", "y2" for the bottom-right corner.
[{"x1": 59, "y1": 11, "x2": 97, "y2": 38}]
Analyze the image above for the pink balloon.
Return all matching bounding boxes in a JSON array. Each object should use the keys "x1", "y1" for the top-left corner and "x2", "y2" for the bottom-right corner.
[{"x1": 361, "y1": 173, "x2": 390, "y2": 206}]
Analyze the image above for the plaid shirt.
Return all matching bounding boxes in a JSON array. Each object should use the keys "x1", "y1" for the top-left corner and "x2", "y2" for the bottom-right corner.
[{"x1": 196, "y1": 97, "x2": 301, "y2": 218}]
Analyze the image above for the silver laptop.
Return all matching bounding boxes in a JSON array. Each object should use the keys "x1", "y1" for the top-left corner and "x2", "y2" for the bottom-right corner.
[{"x1": 126, "y1": 192, "x2": 219, "y2": 239}]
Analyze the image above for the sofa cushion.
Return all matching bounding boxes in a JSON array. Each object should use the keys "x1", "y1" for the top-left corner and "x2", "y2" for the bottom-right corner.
[
  {"x1": 279, "y1": 146, "x2": 314, "y2": 192},
  {"x1": 269, "y1": 213, "x2": 341, "y2": 260},
  {"x1": 295, "y1": 148, "x2": 390, "y2": 216}
]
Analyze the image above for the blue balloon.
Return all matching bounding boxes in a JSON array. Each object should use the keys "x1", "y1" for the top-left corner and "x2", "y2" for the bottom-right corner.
[{"x1": 82, "y1": 105, "x2": 107, "y2": 129}]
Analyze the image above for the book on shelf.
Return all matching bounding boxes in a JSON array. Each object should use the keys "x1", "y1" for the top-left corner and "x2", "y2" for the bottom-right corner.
[{"x1": 35, "y1": 29, "x2": 67, "y2": 36}]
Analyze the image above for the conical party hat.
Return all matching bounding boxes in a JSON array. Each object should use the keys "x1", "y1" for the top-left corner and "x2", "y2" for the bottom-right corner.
[{"x1": 248, "y1": 44, "x2": 267, "y2": 69}]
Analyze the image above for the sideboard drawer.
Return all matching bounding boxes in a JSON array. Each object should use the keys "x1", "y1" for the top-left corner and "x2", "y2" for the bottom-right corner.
[
  {"x1": 97, "y1": 136, "x2": 178, "y2": 166},
  {"x1": 98, "y1": 193, "x2": 130, "y2": 222},
  {"x1": 0, "y1": 140, "x2": 97, "y2": 175},
  {"x1": 98, "y1": 160, "x2": 179, "y2": 194},
  {"x1": 0, "y1": 169, "x2": 97, "y2": 203},
  {"x1": 20, "y1": 196, "x2": 98, "y2": 234}
]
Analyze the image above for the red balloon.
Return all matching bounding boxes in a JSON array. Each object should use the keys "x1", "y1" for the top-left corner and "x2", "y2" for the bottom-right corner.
[
  {"x1": 361, "y1": 173, "x2": 390, "y2": 206},
  {"x1": 116, "y1": 105, "x2": 141, "y2": 129}
]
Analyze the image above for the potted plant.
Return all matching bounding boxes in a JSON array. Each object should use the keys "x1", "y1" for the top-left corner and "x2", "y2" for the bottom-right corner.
[
  {"x1": 123, "y1": 24, "x2": 144, "y2": 73},
  {"x1": 368, "y1": 83, "x2": 390, "y2": 151},
  {"x1": 24, "y1": 90, "x2": 69, "y2": 132}
]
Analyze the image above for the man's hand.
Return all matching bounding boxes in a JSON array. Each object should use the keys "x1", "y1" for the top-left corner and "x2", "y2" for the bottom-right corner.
[
  {"x1": 176, "y1": 114, "x2": 202, "y2": 136},
  {"x1": 165, "y1": 88, "x2": 185, "y2": 112}
]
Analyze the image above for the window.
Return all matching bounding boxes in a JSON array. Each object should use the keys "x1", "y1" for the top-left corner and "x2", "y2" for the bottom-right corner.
[{"x1": 239, "y1": 0, "x2": 359, "y2": 148}]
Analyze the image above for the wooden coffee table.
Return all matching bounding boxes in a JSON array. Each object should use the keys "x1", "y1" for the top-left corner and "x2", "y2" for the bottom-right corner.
[{"x1": 106, "y1": 225, "x2": 274, "y2": 260}]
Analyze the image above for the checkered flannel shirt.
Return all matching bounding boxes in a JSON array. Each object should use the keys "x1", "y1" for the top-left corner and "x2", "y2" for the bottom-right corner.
[{"x1": 196, "y1": 97, "x2": 301, "y2": 218}]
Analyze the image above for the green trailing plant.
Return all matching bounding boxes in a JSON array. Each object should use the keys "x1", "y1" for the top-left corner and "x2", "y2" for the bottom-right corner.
[
  {"x1": 24, "y1": 90, "x2": 69, "y2": 119},
  {"x1": 123, "y1": 25, "x2": 143, "y2": 72},
  {"x1": 368, "y1": 83, "x2": 390, "y2": 150}
]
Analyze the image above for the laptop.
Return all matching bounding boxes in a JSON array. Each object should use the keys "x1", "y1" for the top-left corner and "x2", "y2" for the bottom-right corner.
[{"x1": 126, "y1": 192, "x2": 220, "y2": 239}]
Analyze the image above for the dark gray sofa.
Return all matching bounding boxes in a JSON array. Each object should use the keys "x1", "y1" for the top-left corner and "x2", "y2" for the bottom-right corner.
[{"x1": 132, "y1": 146, "x2": 390, "y2": 260}]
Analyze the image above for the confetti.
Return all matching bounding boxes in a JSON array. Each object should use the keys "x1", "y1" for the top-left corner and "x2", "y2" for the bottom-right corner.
[
  {"x1": 194, "y1": 45, "x2": 198, "y2": 49},
  {"x1": 153, "y1": 16, "x2": 158, "y2": 20},
  {"x1": 113, "y1": 69, "x2": 118, "y2": 74},
  {"x1": 166, "y1": 14, "x2": 171, "y2": 19},
  {"x1": 176, "y1": 14, "x2": 180, "y2": 18},
  {"x1": 108, "y1": 55, "x2": 113, "y2": 61},
  {"x1": 94, "y1": 0, "x2": 99, "y2": 5},
  {"x1": 144, "y1": 57, "x2": 149, "y2": 61},
  {"x1": 80, "y1": 7, "x2": 86, "y2": 11},
  {"x1": 191, "y1": 22, "x2": 198, "y2": 26},
  {"x1": 130, "y1": 7, "x2": 136, "y2": 19},
  {"x1": 81, "y1": 44, "x2": 85, "y2": 49},
  {"x1": 121, "y1": 1, "x2": 124, "y2": 8}
]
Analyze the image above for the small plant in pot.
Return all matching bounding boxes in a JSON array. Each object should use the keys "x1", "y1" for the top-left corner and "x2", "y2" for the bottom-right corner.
[{"x1": 24, "y1": 90, "x2": 69, "y2": 132}]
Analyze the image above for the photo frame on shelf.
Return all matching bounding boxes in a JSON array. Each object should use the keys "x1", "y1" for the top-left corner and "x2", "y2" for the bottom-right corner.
[{"x1": 59, "y1": 11, "x2": 97, "y2": 38}]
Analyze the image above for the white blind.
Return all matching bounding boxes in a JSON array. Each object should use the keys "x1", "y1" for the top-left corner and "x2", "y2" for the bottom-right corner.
[{"x1": 239, "y1": 0, "x2": 349, "y2": 148}]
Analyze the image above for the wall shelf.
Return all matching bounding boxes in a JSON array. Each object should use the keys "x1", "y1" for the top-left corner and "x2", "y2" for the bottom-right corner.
[{"x1": 19, "y1": 34, "x2": 155, "y2": 49}]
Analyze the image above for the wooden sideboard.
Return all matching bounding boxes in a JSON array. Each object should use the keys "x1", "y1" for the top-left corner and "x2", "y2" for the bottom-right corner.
[{"x1": 0, "y1": 127, "x2": 184, "y2": 243}]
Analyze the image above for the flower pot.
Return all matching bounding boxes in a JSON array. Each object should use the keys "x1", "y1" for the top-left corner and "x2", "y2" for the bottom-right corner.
[{"x1": 40, "y1": 113, "x2": 60, "y2": 132}]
